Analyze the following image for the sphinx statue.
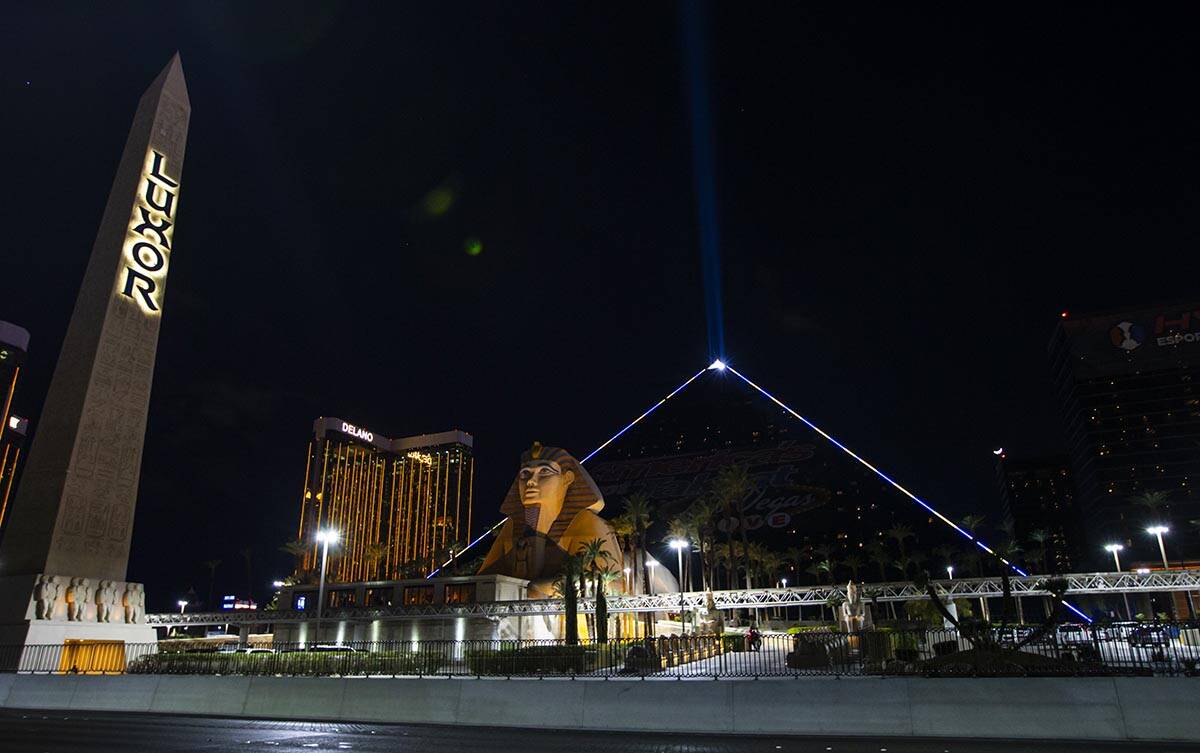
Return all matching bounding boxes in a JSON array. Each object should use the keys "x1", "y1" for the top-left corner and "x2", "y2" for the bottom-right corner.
[
  {"x1": 840, "y1": 581, "x2": 873, "y2": 632},
  {"x1": 478, "y1": 443, "x2": 623, "y2": 599}
]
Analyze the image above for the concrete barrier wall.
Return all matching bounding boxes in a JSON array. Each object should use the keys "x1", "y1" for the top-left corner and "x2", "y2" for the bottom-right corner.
[{"x1": 0, "y1": 674, "x2": 1196, "y2": 743}]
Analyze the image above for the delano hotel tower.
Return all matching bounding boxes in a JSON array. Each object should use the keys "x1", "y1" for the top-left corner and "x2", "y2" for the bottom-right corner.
[{"x1": 297, "y1": 418, "x2": 474, "y2": 580}]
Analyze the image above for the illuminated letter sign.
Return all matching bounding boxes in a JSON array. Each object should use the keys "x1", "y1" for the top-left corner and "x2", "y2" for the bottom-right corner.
[
  {"x1": 119, "y1": 149, "x2": 179, "y2": 314},
  {"x1": 340, "y1": 422, "x2": 374, "y2": 443}
]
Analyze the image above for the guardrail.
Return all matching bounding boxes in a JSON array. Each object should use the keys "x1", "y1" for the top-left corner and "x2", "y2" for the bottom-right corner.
[
  {"x1": 147, "y1": 569, "x2": 1200, "y2": 626},
  {"x1": 5, "y1": 623, "x2": 1199, "y2": 678}
]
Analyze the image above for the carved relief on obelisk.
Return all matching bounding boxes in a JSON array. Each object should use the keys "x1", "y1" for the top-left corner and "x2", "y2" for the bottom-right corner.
[{"x1": 0, "y1": 55, "x2": 188, "y2": 646}]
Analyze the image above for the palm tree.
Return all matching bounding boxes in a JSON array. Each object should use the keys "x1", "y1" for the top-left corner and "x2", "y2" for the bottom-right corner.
[
  {"x1": 712, "y1": 466, "x2": 756, "y2": 589},
  {"x1": 960, "y1": 515, "x2": 987, "y2": 575},
  {"x1": 363, "y1": 542, "x2": 390, "y2": 579},
  {"x1": 687, "y1": 497, "x2": 719, "y2": 591},
  {"x1": 202, "y1": 559, "x2": 221, "y2": 609},
  {"x1": 240, "y1": 546, "x2": 254, "y2": 602},
  {"x1": 578, "y1": 538, "x2": 613, "y2": 642},
  {"x1": 1131, "y1": 490, "x2": 1172, "y2": 522},
  {"x1": 666, "y1": 515, "x2": 691, "y2": 591},
  {"x1": 843, "y1": 553, "x2": 864, "y2": 582},
  {"x1": 886, "y1": 524, "x2": 914, "y2": 558},
  {"x1": 280, "y1": 540, "x2": 308, "y2": 575},
  {"x1": 865, "y1": 541, "x2": 890, "y2": 582},
  {"x1": 1028, "y1": 529, "x2": 1050, "y2": 573},
  {"x1": 933, "y1": 545, "x2": 957, "y2": 574},
  {"x1": 623, "y1": 494, "x2": 654, "y2": 635},
  {"x1": 560, "y1": 554, "x2": 581, "y2": 645}
]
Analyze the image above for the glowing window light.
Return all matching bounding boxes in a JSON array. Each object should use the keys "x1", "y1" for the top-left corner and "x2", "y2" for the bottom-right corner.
[{"x1": 723, "y1": 362, "x2": 1093, "y2": 623}]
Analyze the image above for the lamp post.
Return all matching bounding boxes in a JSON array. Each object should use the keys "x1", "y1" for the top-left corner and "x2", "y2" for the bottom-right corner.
[
  {"x1": 623, "y1": 567, "x2": 631, "y2": 594},
  {"x1": 1146, "y1": 526, "x2": 1170, "y2": 570},
  {"x1": 272, "y1": 580, "x2": 286, "y2": 589},
  {"x1": 946, "y1": 565, "x2": 954, "y2": 580},
  {"x1": 177, "y1": 600, "x2": 188, "y2": 614},
  {"x1": 1105, "y1": 544, "x2": 1132, "y2": 620},
  {"x1": 669, "y1": 539, "x2": 687, "y2": 634},
  {"x1": 315, "y1": 529, "x2": 339, "y2": 644}
]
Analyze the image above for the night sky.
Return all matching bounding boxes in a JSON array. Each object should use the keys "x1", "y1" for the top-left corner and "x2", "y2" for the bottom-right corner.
[{"x1": 3, "y1": 4, "x2": 1198, "y2": 610}]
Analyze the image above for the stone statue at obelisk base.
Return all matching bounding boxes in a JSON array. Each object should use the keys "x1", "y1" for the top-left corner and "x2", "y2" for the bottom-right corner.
[{"x1": 0, "y1": 55, "x2": 189, "y2": 649}]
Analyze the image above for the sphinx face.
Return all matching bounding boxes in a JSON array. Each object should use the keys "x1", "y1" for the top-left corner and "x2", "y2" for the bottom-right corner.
[{"x1": 518, "y1": 460, "x2": 576, "y2": 517}]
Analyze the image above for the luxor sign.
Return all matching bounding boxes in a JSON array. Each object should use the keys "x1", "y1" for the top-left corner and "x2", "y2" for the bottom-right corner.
[{"x1": 118, "y1": 149, "x2": 179, "y2": 314}]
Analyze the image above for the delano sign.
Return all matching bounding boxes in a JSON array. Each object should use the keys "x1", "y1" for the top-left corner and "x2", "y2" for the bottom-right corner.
[{"x1": 120, "y1": 150, "x2": 179, "y2": 313}]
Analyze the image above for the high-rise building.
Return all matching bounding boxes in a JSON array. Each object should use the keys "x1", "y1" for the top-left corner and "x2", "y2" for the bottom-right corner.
[
  {"x1": 296, "y1": 418, "x2": 474, "y2": 581},
  {"x1": 0, "y1": 322, "x2": 31, "y2": 531},
  {"x1": 1050, "y1": 303, "x2": 1200, "y2": 565},
  {"x1": 995, "y1": 453, "x2": 1079, "y2": 572}
]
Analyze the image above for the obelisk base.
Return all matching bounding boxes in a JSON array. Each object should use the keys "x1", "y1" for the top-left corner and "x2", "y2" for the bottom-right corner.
[{"x1": 0, "y1": 573, "x2": 155, "y2": 670}]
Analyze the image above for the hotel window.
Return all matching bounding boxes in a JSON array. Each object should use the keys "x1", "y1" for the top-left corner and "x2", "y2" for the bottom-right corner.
[
  {"x1": 444, "y1": 583, "x2": 476, "y2": 605},
  {"x1": 328, "y1": 589, "x2": 356, "y2": 608},
  {"x1": 365, "y1": 587, "x2": 393, "y2": 607},
  {"x1": 403, "y1": 585, "x2": 434, "y2": 606}
]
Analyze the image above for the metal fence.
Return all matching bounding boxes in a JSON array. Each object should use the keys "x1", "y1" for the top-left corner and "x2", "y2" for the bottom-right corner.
[{"x1": 4, "y1": 623, "x2": 1199, "y2": 678}]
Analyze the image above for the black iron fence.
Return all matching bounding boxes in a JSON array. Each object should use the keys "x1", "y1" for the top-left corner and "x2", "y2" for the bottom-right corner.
[{"x1": 3, "y1": 623, "x2": 1199, "y2": 678}]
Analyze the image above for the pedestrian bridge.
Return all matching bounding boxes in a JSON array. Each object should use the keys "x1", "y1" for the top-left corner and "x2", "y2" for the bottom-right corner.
[{"x1": 146, "y1": 569, "x2": 1199, "y2": 627}]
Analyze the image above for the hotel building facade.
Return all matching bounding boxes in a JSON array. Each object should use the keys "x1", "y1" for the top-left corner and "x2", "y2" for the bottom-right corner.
[
  {"x1": 296, "y1": 418, "x2": 474, "y2": 581},
  {"x1": 0, "y1": 322, "x2": 30, "y2": 532}
]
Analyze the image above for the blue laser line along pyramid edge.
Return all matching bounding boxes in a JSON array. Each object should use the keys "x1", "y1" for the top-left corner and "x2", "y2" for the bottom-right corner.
[{"x1": 430, "y1": 358, "x2": 1093, "y2": 624}]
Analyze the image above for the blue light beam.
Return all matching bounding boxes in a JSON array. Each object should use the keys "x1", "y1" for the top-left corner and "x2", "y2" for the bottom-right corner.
[{"x1": 725, "y1": 363, "x2": 1092, "y2": 623}]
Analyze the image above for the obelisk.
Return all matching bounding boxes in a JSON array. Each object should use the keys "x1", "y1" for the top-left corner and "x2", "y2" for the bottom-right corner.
[{"x1": 0, "y1": 55, "x2": 189, "y2": 649}]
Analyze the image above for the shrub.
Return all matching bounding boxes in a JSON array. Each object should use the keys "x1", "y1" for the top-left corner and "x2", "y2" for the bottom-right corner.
[
  {"x1": 464, "y1": 644, "x2": 595, "y2": 675},
  {"x1": 126, "y1": 649, "x2": 445, "y2": 676}
]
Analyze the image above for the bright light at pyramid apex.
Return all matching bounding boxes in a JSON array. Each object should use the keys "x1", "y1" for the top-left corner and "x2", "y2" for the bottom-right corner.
[{"x1": 708, "y1": 359, "x2": 726, "y2": 371}]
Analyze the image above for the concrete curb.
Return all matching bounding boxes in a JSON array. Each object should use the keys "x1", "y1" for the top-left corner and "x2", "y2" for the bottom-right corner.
[{"x1": 1, "y1": 674, "x2": 1197, "y2": 742}]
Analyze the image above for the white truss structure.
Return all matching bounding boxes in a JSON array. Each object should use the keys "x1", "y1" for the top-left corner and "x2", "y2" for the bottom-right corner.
[{"x1": 147, "y1": 569, "x2": 1200, "y2": 627}]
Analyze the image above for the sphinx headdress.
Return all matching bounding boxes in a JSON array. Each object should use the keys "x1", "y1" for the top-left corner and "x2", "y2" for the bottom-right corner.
[{"x1": 499, "y1": 443, "x2": 604, "y2": 542}]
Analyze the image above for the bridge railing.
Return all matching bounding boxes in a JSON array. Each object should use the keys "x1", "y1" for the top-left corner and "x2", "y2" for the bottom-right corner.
[{"x1": 4, "y1": 622, "x2": 1199, "y2": 678}]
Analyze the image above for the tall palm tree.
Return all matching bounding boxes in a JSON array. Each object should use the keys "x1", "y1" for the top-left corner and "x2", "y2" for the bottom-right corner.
[
  {"x1": 666, "y1": 515, "x2": 691, "y2": 591},
  {"x1": 843, "y1": 553, "x2": 864, "y2": 582},
  {"x1": 865, "y1": 541, "x2": 891, "y2": 583},
  {"x1": 280, "y1": 540, "x2": 308, "y2": 576},
  {"x1": 623, "y1": 494, "x2": 654, "y2": 635},
  {"x1": 960, "y1": 515, "x2": 987, "y2": 575},
  {"x1": 687, "y1": 497, "x2": 719, "y2": 591},
  {"x1": 578, "y1": 538, "x2": 613, "y2": 642},
  {"x1": 712, "y1": 466, "x2": 756, "y2": 589},
  {"x1": 202, "y1": 559, "x2": 221, "y2": 609},
  {"x1": 363, "y1": 542, "x2": 390, "y2": 579},
  {"x1": 560, "y1": 554, "x2": 581, "y2": 645},
  {"x1": 1028, "y1": 529, "x2": 1050, "y2": 573},
  {"x1": 1131, "y1": 490, "x2": 1172, "y2": 522},
  {"x1": 933, "y1": 545, "x2": 956, "y2": 572},
  {"x1": 240, "y1": 547, "x2": 254, "y2": 602},
  {"x1": 886, "y1": 524, "x2": 914, "y2": 558}
]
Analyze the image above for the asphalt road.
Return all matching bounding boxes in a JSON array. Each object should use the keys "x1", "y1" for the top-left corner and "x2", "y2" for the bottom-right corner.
[{"x1": 0, "y1": 711, "x2": 1192, "y2": 753}]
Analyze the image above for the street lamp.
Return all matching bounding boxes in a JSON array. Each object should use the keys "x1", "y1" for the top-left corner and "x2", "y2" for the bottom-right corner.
[
  {"x1": 272, "y1": 580, "x2": 286, "y2": 589},
  {"x1": 669, "y1": 539, "x2": 688, "y2": 634},
  {"x1": 1146, "y1": 526, "x2": 1170, "y2": 569},
  {"x1": 946, "y1": 565, "x2": 954, "y2": 580},
  {"x1": 623, "y1": 567, "x2": 631, "y2": 593},
  {"x1": 1104, "y1": 543, "x2": 1124, "y2": 572},
  {"x1": 177, "y1": 600, "x2": 188, "y2": 614},
  {"x1": 1104, "y1": 544, "x2": 1132, "y2": 620},
  {"x1": 315, "y1": 529, "x2": 339, "y2": 643},
  {"x1": 781, "y1": 578, "x2": 788, "y2": 588}
]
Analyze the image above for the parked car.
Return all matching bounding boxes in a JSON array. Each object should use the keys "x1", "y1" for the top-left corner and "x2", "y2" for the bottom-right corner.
[{"x1": 1129, "y1": 626, "x2": 1172, "y2": 647}]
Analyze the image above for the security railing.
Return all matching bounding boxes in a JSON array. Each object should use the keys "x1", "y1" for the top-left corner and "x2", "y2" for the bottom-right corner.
[{"x1": 3, "y1": 623, "x2": 1199, "y2": 678}]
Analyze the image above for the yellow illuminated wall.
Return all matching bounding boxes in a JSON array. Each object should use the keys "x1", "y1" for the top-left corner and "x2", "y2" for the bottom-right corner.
[{"x1": 296, "y1": 437, "x2": 474, "y2": 582}]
